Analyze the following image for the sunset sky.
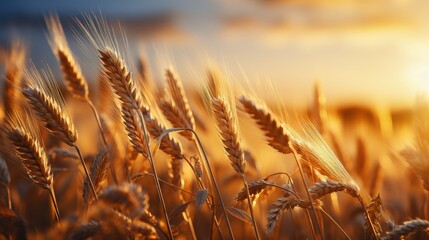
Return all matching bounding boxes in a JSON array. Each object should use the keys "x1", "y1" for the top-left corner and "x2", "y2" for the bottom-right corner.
[{"x1": 1, "y1": 0, "x2": 428, "y2": 108}]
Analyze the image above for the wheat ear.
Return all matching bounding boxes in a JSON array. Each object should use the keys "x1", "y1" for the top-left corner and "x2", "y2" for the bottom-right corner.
[
  {"x1": 98, "y1": 48, "x2": 144, "y2": 110},
  {"x1": 164, "y1": 69, "x2": 195, "y2": 141},
  {"x1": 365, "y1": 194, "x2": 382, "y2": 240},
  {"x1": 159, "y1": 100, "x2": 194, "y2": 141},
  {"x1": 6, "y1": 126, "x2": 60, "y2": 221},
  {"x1": 309, "y1": 179, "x2": 359, "y2": 200},
  {"x1": 83, "y1": 147, "x2": 110, "y2": 204},
  {"x1": 383, "y1": 219, "x2": 429, "y2": 240},
  {"x1": 121, "y1": 107, "x2": 148, "y2": 156},
  {"x1": 239, "y1": 96, "x2": 292, "y2": 154},
  {"x1": 23, "y1": 87, "x2": 77, "y2": 146},
  {"x1": 211, "y1": 98, "x2": 246, "y2": 174}
]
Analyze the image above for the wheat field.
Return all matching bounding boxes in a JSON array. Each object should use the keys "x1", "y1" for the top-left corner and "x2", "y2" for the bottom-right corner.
[{"x1": 0, "y1": 14, "x2": 428, "y2": 240}]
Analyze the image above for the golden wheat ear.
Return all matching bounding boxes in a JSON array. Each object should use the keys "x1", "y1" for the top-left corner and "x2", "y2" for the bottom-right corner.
[
  {"x1": 3, "y1": 111, "x2": 60, "y2": 221},
  {"x1": 164, "y1": 69, "x2": 195, "y2": 137},
  {"x1": 239, "y1": 96, "x2": 292, "y2": 154},
  {"x1": 22, "y1": 64, "x2": 77, "y2": 146},
  {"x1": 46, "y1": 15, "x2": 89, "y2": 100}
]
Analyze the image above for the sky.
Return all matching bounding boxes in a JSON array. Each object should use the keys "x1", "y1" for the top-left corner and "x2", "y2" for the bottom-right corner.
[{"x1": 1, "y1": 0, "x2": 429, "y2": 109}]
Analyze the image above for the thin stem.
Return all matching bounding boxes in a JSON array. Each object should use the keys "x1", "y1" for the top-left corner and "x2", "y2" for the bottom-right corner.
[
  {"x1": 289, "y1": 143, "x2": 322, "y2": 240},
  {"x1": 133, "y1": 170, "x2": 224, "y2": 239},
  {"x1": 265, "y1": 172, "x2": 294, "y2": 182},
  {"x1": 48, "y1": 184, "x2": 61, "y2": 222},
  {"x1": 190, "y1": 128, "x2": 235, "y2": 239},
  {"x1": 74, "y1": 145, "x2": 98, "y2": 201},
  {"x1": 132, "y1": 172, "x2": 214, "y2": 199},
  {"x1": 264, "y1": 183, "x2": 301, "y2": 199},
  {"x1": 86, "y1": 99, "x2": 107, "y2": 146},
  {"x1": 241, "y1": 174, "x2": 261, "y2": 240},
  {"x1": 138, "y1": 112, "x2": 174, "y2": 240},
  {"x1": 317, "y1": 207, "x2": 351, "y2": 240}
]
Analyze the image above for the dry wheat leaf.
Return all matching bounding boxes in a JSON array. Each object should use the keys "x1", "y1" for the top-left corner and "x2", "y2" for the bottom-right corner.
[
  {"x1": 169, "y1": 201, "x2": 191, "y2": 226},
  {"x1": 226, "y1": 207, "x2": 252, "y2": 224},
  {"x1": 195, "y1": 189, "x2": 208, "y2": 209}
]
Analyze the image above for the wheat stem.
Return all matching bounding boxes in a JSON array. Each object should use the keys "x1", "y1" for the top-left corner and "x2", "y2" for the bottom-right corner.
[
  {"x1": 137, "y1": 111, "x2": 174, "y2": 239},
  {"x1": 241, "y1": 174, "x2": 261, "y2": 240},
  {"x1": 317, "y1": 207, "x2": 351, "y2": 240},
  {"x1": 86, "y1": 98, "x2": 108, "y2": 146},
  {"x1": 289, "y1": 143, "x2": 322, "y2": 240},
  {"x1": 189, "y1": 128, "x2": 235, "y2": 239},
  {"x1": 48, "y1": 184, "x2": 61, "y2": 222},
  {"x1": 73, "y1": 145, "x2": 98, "y2": 201}
]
